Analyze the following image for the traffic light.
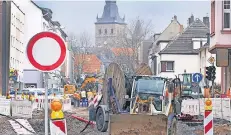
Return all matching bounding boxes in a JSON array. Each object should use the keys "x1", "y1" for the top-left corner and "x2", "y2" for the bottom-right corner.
[
  {"x1": 205, "y1": 66, "x2": 216, "y2": 81},
  {"x1": 211, "y1": 66, "x2": 216, "y2": 81},
  {"x1": 205, "y1": 66, "x2": 212, "y2": 80}
]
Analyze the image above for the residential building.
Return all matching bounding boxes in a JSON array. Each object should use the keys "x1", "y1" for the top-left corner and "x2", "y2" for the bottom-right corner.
[
  {"x1": 158, "y1": 15, "x2": 209, "y2": 79},
  {"x1": 148, "y1": 15, "x2": 183, "y2": 75},
  {"x1": 13, "y1": 0, "x2": 44, "y2": 70},
  {"x1": 20, "y1": 1, "x2": 69, "y2": 89},
  {"x1": 95, "y1": 0, "x2": 126, "y2": 47},
  {"x1": 74, "y1": 54, "x2": 102, "y2": 75},
  {"x1": 9, "y1": 1, "x2": 25, "y2": 89},
  {"x1": 210, "y1": 0, "x2": 231, "y2": 92}
]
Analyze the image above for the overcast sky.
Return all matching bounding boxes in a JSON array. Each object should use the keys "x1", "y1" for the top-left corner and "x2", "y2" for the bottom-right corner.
[{"x1": 34, "y1": 0, "x2": 210, "y2": 40}]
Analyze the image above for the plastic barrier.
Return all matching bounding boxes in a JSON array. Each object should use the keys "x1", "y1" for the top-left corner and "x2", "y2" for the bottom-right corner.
[
  {"x1": 0, "y1": 97, "x2": 11, "y2": 116},
  {"x1": 11, "y1": 100, "x2": 33, "y2": 118},
  {"x1": 34, "y1": 96, "x2": 72, "y2": 111},
  {"x1": 181, "y1": 98, "x2": 231, "y2": 121}
]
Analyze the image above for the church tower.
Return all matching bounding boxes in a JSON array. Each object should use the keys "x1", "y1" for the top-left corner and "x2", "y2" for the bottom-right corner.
[{"x1": 95, "y1": 0, "x2": 126, "y2": 47}]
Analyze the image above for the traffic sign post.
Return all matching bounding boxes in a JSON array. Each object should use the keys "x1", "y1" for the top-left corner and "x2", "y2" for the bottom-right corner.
[
  {"x1": 192, "y1": 73, "x2": 203, "y2": 83},
  {"x1": 26, "y1": 32, "x2": 67, "y2": 135}
]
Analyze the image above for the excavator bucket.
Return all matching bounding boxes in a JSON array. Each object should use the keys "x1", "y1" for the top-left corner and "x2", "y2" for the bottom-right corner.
[{"x1": 109, "y1": 114, "x2": 168, "y2": 135}]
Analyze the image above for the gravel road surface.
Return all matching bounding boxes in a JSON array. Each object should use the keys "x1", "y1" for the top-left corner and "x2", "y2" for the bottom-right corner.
[{"x1": 0, "y1": 107, "x2": 230, "y2": 135}]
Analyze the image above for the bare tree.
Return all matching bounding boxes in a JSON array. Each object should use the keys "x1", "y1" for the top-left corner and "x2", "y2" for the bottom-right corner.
[
  {"x1": 113, "y1": 17, "x2": 153, "y2": 74},
  {"x1": 68, "y1": 31, "x2": 92, "y2": 82}
]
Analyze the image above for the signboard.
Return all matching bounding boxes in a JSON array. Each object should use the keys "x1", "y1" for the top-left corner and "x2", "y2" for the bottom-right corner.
[
  {"x1": 207, "y1": 56, "x2": 215, "y2": 64},
  {"x1": 26, "y1": 31, "x2": 67, "y2": 72},
  {"x1": 11, "y1": 100, "x2": 33, "y2": 118},
  {"x1": 26, "y1": 31, "x2": 67, "y2": 135},
  {"x1": 216, "y1": 49, "x2": 229, "y2": 67},
  {"x1": 192, "y1": 73, "x2": 203, "y2": 83}
]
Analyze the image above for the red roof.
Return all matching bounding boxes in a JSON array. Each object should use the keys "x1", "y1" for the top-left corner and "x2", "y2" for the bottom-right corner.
[
  {"x1": 74, "y1": 54, "x2": 101, "y2": 74},
  {"x1": 111, "y1": 48, "x2": 134, "y2": 56}
]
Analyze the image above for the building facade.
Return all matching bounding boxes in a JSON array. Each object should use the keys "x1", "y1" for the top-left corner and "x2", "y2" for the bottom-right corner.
[
  {"x1": 158, "y1": 16, "x2": 210, "y2": 80},
  {"x1": 9, "y1": 1, "x2": 25, "y2": 89},
  {"x1": 95, "y1": 0, "x2": 126, "y2": 47},
  {"x1": 210, "y1": 0, "x2": 231, "y2": 93},
  {"x1": 18, "y1": 1, "x2": 69, "y2": 89},
  {"x1": 149, "y1": 15, "x2": 183, "y2": 75}
]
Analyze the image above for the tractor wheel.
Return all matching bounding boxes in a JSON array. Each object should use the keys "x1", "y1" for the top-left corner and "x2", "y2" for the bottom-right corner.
[{"x1": 96, "y1": 107, "x2": 108, "y2": 132}]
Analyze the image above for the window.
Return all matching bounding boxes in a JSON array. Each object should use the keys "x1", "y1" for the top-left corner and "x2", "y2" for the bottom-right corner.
[
  {"x1": 223, "y1": 0, "x2": 231, "y2": 29},
  {"x1": 104, "y1": 29, "x2": 107, "y2": 34},
  {"x1": 98, "y1": 29, "x2": 101, "y2": 34},
  {"x1": 161, "y1": 61, "x2": 174, "y2": 72},
  {"x1": 111, "y1": 29, "x2": 113, "y2": 34}
]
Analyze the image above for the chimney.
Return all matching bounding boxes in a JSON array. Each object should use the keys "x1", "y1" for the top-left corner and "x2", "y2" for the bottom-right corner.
[
  {"x1": 188, "y1": 14, "x2": 194, "y2": 26},
  {"x1": 171, "y1": 15, "x2": 177, "y2": 22},
  {"x1": 190, "y1": 14, "x2": 194, "y2": 22},
  {"x1": 203, "y1": 16, "x2": 210, "y2": 28},
  {"x1": 174, "y1": 15, "x2": 177, "y2": 20},
  {"x1": 188, "y1": 18, "x2": 192, "y2": 26}
]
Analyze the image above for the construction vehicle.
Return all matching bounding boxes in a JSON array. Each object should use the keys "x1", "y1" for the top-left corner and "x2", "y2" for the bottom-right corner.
[
  {"x1": 178, "y1": 72, "x2": 204, "y2": 99},
  {"x1": 93, "y1": 63, "x2": 182, "y2": 135}
]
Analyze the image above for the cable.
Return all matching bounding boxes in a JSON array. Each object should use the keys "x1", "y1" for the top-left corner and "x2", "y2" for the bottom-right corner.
[
  {"x1": 0, "y1": 113, "x2": 35, "y2": 134},
  {"x1": 79, "y1": 120, "x2": 91, "y2": 133}
]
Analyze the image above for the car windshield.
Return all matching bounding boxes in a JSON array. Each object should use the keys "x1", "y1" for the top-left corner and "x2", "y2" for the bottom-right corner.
[{"x1": 136, "y1": 78, "x2": 165, "y2": 94}]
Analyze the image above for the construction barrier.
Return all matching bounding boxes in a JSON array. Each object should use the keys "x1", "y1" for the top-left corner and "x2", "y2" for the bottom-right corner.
[
  {"x1": 181, "y1": 98, "x2": 231, "y2": 121},
  {"x1": 11, "y1": 100, "x2": 33, "y2": 118},
  {"x1": 50, "y1": 119, "x2": 67, "y2": 135},
  {"x1": 204, "y1": 98, "x2": 213, "y2": 135},
  {"x1": 0, "y1": 98, "x2": 11, "y2": 116},
  {"x1": 34, "y1": 96, "x2": 71, "y2": 111}
]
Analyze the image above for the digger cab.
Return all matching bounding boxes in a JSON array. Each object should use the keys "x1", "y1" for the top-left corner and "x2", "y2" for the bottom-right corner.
[{"x1": 130, "y1": 76, "x2": 166, "y2": 114}]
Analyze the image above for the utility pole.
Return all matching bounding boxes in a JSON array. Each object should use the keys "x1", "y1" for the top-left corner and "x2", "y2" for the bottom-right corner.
[{"x1": 2, "y1": 1, "x2": 11, "y2": 96}]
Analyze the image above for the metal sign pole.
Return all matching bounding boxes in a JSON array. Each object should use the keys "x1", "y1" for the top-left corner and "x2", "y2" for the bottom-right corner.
[{"x1": 44, "y1": 72, "x2": 49, "y2": 135}]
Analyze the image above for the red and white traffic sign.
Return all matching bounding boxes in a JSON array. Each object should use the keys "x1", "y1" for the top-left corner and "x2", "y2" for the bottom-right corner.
[
  {"x1": 50, "y1": 119, "x2": 67, "y2": 135},
  {"x1": 26, "y1": 32, "x2": 66, "y2": 72}
]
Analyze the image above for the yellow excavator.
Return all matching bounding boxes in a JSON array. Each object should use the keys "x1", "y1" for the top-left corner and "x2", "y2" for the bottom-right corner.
[{"x1": 93, "y1": 63, "x2": 182, "y2": 135}]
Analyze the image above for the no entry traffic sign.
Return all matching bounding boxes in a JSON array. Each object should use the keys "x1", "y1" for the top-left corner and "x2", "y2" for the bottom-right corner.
[{"x1": 26, "y1": 32, "x2": 66, "y2": 72}]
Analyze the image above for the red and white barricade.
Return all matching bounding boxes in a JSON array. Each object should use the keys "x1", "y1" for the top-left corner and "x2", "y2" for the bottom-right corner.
[
  {"x1": 204, "y1": 98, "x2": 213, "y2": 135},
  {"x1": 50, "y1": 119, "x2": 67, "y2": 135}
]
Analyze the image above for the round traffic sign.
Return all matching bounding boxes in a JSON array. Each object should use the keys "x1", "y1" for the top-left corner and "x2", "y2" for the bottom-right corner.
[{"x1": 26, "y1": 32, "x2": 66, "y2": 71}]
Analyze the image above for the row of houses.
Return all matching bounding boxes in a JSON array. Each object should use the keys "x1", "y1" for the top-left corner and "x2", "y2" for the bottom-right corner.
[{"x1": 138, "y1": 14, "x2": 221, "y2": 86}]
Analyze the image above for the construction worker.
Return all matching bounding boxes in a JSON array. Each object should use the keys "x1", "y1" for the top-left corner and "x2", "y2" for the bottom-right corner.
[
  {"x1": 80, "y1": 89, "x2": 87, "y2": 107},
  {"x1": 87, "y1": 89, "x2": 94, "y2": 105},
  {"x1": 73, "y1": 91, "x2": 80, "y2": 107}
]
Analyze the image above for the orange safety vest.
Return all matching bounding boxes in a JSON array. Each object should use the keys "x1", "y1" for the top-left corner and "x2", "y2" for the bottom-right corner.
[{"x1": 73, "y1": 93, "x2": 80, "y2": 100}]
